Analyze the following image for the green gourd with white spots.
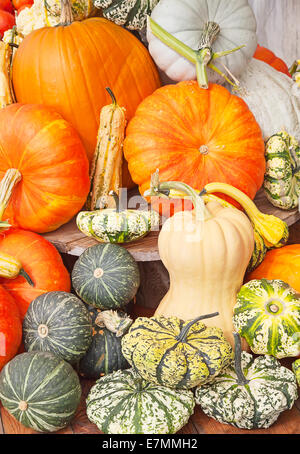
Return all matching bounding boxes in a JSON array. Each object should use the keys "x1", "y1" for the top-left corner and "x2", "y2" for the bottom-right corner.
[
  {"x1": 264, "y1": 131, "x2": 300, "y2": 210},
  {"x1": 71, "y1": 243, "x2": 140, "y2": 310},
  {"x1": 195, "y1": 333, "x2": 298, "y2": 430},
  {"x1": 233, "y1": 279, "x2": 300, "y2": 358},
  {"x1": 94, "y1": 0, "x2": 159, "y2": 30},
  {"x1": 86, "y1": 368, "x2": 195, "y2": 434},
  {"x1": 23, "y1": 291, "x2": 92, "y2": 364},
  {"x1": 121, "y1": 313, "x2": 233, "y2": 389},
  {"x1": 292, "y1": 359, "x2": 300, "y2": 386},
  {"x1": 0, "y1": 352, "x2": 81, "y2": 433}
]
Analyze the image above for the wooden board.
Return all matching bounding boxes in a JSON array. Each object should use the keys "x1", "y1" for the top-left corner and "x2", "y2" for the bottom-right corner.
[{"x1": 42, "y1": 189, "x2": 300, "y2": 262}]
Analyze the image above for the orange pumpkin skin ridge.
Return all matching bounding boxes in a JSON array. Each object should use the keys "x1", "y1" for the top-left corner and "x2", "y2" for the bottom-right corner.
[
  {"x1": 12, "y1": 18, "x2": 161, "y2": 164},
  {"x1": 0, "y1": 103, "x2": 90, "y2": 233},
  {"x1": 0, "y1": 284, "x2": 22, "y2": 371},
  {"x1": 124, "y1": 82, "x2": 266, "y2": 204},
  {"x1": 0, "y1": 228, "x2": 71, "y2": 319}
]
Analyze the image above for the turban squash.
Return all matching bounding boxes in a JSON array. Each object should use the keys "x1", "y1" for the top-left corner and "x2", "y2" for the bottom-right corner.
[{"x1": 254, "y1": 44, "x2": 290, "y2": 77}]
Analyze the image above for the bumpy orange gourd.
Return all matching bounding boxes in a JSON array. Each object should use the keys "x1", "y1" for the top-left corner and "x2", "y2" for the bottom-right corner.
[
  {"x1": 0, "y1": 284, "x2": 22, "y2": 371},
  {"x1": 254, "y1": 45, "x2": 291, "y2": 77},
  {"x1": 0, "y1": 103, "x2": 90, "y2": 233},
  {"x1": 124, "y1": 81, "x2": 265, "y2": 212},
  {"x1": 0, "y1": 228, "x2": 71, "y2": 319},
  {"x1": 12, "y1": 0, "x2": 161, "y2": 168},
  {"x1": 247, "y1": 245, "x2": 300, "y2": 293}
]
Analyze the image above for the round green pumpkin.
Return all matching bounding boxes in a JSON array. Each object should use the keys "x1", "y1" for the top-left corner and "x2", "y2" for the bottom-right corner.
[
  {"x1": 78, "y1": 306, "x2": 129, "y2": 379},
  {"x1": 121, "y1": 313, "x2": 233, "y2": 389},
  {"x1": 71, "y1": 243, "x2": 140, "y2": 310},
  {"x1": 23, "y1": 291, "x2": 93, "y2": 364},
  {"x1": 0, "y1": 352, "x2": 81, "y2": 433},
  {"x1": 86, "y1": 368, "x2": 195, "y2": 434},
  {"x1": 233, "y1": 279, "x2": 300, "y2": 358}
]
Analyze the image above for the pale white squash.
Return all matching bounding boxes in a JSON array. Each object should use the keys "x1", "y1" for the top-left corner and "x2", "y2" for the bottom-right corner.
[
  {"x1": 147, "y1": 0, "x2": 257, "y2": 86},
  {"x1": 233, "y1": 59, "x2": 300, "y2": 140}
]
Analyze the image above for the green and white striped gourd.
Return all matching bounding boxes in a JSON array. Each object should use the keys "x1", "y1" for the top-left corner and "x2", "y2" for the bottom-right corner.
[
  {"x1": 233, "y1": 279, "x2": 300, "y2": 358},
  {"x1": 121, "y1": 313, "x2": 233, "y2": 389},
  {"x1": 195, "y1": 333, "x2": 298, "y2": 430},
  {"x1": 77, "y1": 192, "x2": 160, "y2": 244},
  {"x1": 264, "y1": 131, "x2": 300, "y2": 210},
  {"x1": 94, "y1": 0, "x2": 159, "y2": 30},
  {"x1": 78, "y1": 308, "x2": 131, "y2": 379},
  {"x1": 0, "y1": 352, "x2": 81, "y2": 433},
  {"x1": 86, "y1": 368, "x2": 195, "y2": 434},
  {"x1": 246, "y1": 228, "x2": 268, "y2": 273},
  {"x1": 23, "y1": 291, "x2": 93, "y2": 364},
  {"x1": 292, "y1": 359, "x2": 300, "y2": 386},
  {"x1": 71, "y1": 243, "x2": 140, "y2": 310}
]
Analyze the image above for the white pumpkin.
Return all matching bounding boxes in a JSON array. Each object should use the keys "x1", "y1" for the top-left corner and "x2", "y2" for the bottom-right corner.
[
  {"x1": 233, "y1": 59, "x2": 300, "y2": 140},
  {"x1": 147, "y1": 0, "x2": 257, "y2": 86}
]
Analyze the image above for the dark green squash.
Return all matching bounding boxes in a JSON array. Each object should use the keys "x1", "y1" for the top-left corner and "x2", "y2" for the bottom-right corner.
[
  {"x1": 0, "y1": 352, "x2": 81, "y2": 433},
  {"x1": 78, "y1": 307, "x2": 131, "y2": 379},
  {"x1": 23, "y1": 291, "x2": 93, "y2": 364},
  {"x1": 71, "y1": 243, "x2": 140, "y2": 309}
]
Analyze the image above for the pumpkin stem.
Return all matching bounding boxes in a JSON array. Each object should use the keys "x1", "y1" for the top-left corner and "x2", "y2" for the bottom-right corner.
[
  {"x1": 176, "y1": 312, "x2": 219, "y2": 343},
  {"x1": 0, "y1": 169, "x2": 22, "y2": 221},
  {"x1": 105, "y1": 87, "x2": 117, "y2": 107},
  {"x1": 289, "y1": 60, "x2": 299, "y2": 77},
  {"x1": 233, "y1": 332, "x2": 249, "y2": 386},
  {"x1": 148, "y1": 17, "x2": 242, "y2": 89},
  {"x1": 19, "y1": 269, "x2": 34, "y2": 287},
  {"x1": 202, "y1": 182, "x2": 289, "y2": 249},
  {"x1": 95, "y1": 310, "x2": 133, "y2": 337},
  {"x1": 60, "y1": 0, "x2": 74, "y2": 25},
  {"x1": 108, "y1": 190, "x2": 122, "y2": 212}
]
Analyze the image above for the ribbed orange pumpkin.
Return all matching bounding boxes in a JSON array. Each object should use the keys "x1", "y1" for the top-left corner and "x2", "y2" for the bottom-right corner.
[
  {"x1": 247, "y1": 245, "x2": 300, "y2": 293},
  {"x1": 254, "y1": 45, "x2": 291, "y2": 77},
  {"x1": 124, "y1": 81, "x2": 266, "y2": 210},
  {"x1": 0, "y1": 103, "x2": 90, "y2": 233},
  {"x1": 12, "y1": 2, "x2": 161, "y2": 165},
  {"x1": 0, "y1": 228, "x2": 71, "y2": 319}
]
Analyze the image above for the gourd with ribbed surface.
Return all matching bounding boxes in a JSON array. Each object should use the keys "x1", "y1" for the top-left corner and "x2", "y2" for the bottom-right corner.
[{"x1": 86, "y1": 368, "x2": 195, "y2": 434}]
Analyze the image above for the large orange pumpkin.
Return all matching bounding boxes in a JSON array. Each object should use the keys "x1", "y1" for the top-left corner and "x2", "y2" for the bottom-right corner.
[
  {"x1": 0, "y1": 284, "x2": 22, "y2": 371},
  {"x1": 12, "y1": 4, "x2": 161, "y2": 168},
  {"x1": 254, "y1": 44, "x2": 291, "y2": 77},
  {"x1": 0, "y1": 228, "x2": 71, "y2": 319},
  {"x1": 247, "y1": 245, "x2": 300, "y2": 292},
  {"x1": 124, "y1": 81, "x2": 266, "y2": 211},
  {"x1": 0, "y1": 103, "x2": 90, "y2": 233}
]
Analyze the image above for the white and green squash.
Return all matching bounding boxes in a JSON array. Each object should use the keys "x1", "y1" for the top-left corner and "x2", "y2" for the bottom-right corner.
[
  {"x1": 292, "y1": 359, "x2": 300, "y2": 387},
  {"x1": 121, "y1": 313, "x2": 233, "y2": 389},
  {"x1": 94, "y1": 0, "x2": 159, "y2": 30},
  {"x1": 23, "y1": 291, "x2": 93, "y2": 364},
  {"x1": 71, "y1": 243, "x2": 140, "y2": 310},
  {"x1": 195, "y1": 333, "x2": 298, "y2": 430},
  {"x1": 233, "y1": 279, "x2": 300, "y2": 358},
  {"x1": 0, "y1": 352, "x2": 81, "y2": 433},
  {"x1": 86, "y1": 368, "x2": 195, "y2": 434},
  {"x1": 264, "y1": 131, "x2": 300, "y2": 210}
]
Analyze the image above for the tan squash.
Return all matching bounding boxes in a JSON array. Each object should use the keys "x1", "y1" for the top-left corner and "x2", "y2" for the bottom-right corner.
[
  {"x1": 0, "y1": 40, "x2": 14, "y2": 108},
  {"x1": 145, "y1": 172, "x2": 254, "y2": 345},
  {"x1": 87, "y1": 88, "x2": 127, "y2": 210}
]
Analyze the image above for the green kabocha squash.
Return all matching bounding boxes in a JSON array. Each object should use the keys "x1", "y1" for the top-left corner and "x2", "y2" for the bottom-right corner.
[
  {"x1": 72, "y1": 243, "x2": 140, "y2": 310},
  {"x1": 78, "y1": 308, "x2": 131, "y2": 379},
  {"x1": 23, "y1": 291, "x2": 93, "y2": 364},
  {"x1": 264, "y1": 131, "x2": 300, "y2": 210},
  {"x1": 77, "y1": 191, "x2": 160, "y2": 244},
  {"x1": 94, "y1": 0, "x2": 159, "y2": 30},
  {"x1": 233, "y1": 279, "x2": 300, "y2": 358},
  {"x1": 195, "y1": 333, "x2": 298, "y2": 430},
  {"x1": 292, "y1": 359, "x2": 300, "y2": 386},
  {"x1": 121, "y1": 313, "x2": 233, "y2": 389},
  {"x1": 86, "y1": 368, "x2": 195, "y2": 434},
  {"x1": 0, "y1": 352, "x2": 81, "y2": 433}
]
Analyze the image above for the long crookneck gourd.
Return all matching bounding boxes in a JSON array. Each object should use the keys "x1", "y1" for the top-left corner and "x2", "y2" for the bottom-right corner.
[{"x1": 144, "y1": 172, "x2": 254, "y2": 344}]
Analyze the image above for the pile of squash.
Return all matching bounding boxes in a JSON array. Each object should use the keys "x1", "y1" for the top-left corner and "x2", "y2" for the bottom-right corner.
[{"x1": 0, "y1": 0, "x2": 300, "y2": 436}]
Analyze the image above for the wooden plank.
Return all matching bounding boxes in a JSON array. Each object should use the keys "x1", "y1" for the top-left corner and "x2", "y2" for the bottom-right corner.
[{"x1": 42, "y1": 189, "x2": 300, "y2": 261}]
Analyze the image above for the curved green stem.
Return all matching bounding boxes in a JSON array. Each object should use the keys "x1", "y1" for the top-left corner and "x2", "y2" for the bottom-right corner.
[
  {"x1": 19, "y1": 269, "x2": 34, "y2": 287},
  {"x1": 106, "y1": 87, "x2": 117, "y2": 107},
  {"x1": 109, "y1": 190, "x2": 122, "y2": 212},
  {"x1": 176, "y1": 312, "x2": 219, "y2": 342},
  {"x1": 233, "y1": 332, "x2": 249, "y2": 386}
]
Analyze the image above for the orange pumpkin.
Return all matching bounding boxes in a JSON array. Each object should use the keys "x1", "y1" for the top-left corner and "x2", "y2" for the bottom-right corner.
[
  {"x1": 0, "y1": 284, "x2": 22, "y2": 371},
  {"x1": 12, "y1": 2, "x2": 161, "y2": 167},
  {"x1": 247, "y1": 245, "x2": 300, "y2": 292},
  {"x1": 0, "y1": 103, "x2": 90, "y2": 233},
  {"x1": 0, "y1": 228, "x2": 71, "y2": 319},
  {"x1": 254, "y1": 45, "x2": 291, "y2": 77},
  {"x1": 124, "y1": 81, "x2": 265, "y2": 212}
]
